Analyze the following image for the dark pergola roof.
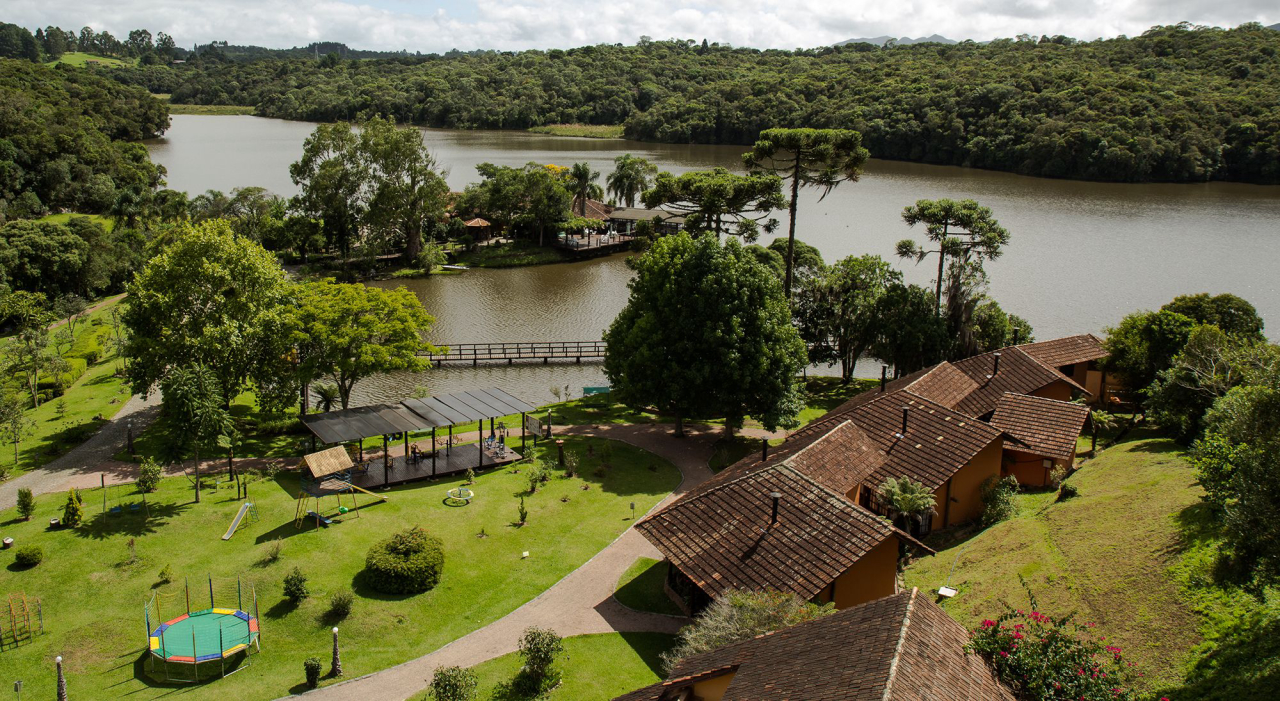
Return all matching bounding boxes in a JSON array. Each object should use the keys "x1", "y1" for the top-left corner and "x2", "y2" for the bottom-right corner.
[{"x1": 301, "y1": 387, "x2": 537, "y2": 445}]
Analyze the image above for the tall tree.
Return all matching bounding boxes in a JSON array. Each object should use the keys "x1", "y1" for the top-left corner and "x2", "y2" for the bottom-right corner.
[
  {"x1": 567, "y1": 162, "x2": 601, "y2": 217},
  {"x1": 124, "y1": 219, "x2": 290, "y2": 405},
  {"x1": 871, "y1": 282, "x2": 948, "y2": 377},
  {"x1": 825, "y1": 255, "x2": 902, "y2": 381},
  {"x1": 288, "y1": 280, "x2": 437, "y2": 409},
  {"x1": 290, "y1": 122, "x2": 366, "y2": 270},
  {"x1": 606, "y1": 154, "x2": 658, "y2": 207},
  {"x1": 159, "y1": 364, "x2": 231, "y2": 504},
  {"x1": 642, "y1": 168, "x2": 785, "y2": 241},
  {"x1": 895, "y1": 199, "x2": 1010, "y2": 313},
  {"x1": 604, "y1": 233, "x2": 807, "y2": 436},
  {"x1": 359, "y1": 117, "x2": 449, "y2": 262},
  {"x1": 743, "y1": 128, "x2": 869, "y2": 296}
]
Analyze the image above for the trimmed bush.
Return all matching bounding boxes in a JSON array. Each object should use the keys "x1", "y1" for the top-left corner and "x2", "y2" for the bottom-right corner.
[
  {"x1": 16, "y1": 488, "x2": 36, "y2": 520},
  {"x1": 515, "y1": 627, "x2": 564, "y2": 693},
  {"x1": 304, "y1": 656, "x2": 322, "y2": 688},
  {"x1": 137, "y1": 458, "x2": 162, "y2": 492},
  {"x1": 328, "y1": 590, "x2": 354, "y2": 619},
  {"x1": 62, "y1": 488, "x2": 84, "y2": 527},
  {"x1": 980, "y1": 475, "x2": 1019, "y2": 527},
  {"x1": 14, "y1": 545, "x2": 43, "y2": 567},
  {"x1": 364, "y1": 526, "x2": 445, "y2": 595},
  {"x1": 283, "y1": 567, "x2": 309, "y2": 602},
  {"x1": 429, "y1": 665, "x2": 478, "y2": 701}
]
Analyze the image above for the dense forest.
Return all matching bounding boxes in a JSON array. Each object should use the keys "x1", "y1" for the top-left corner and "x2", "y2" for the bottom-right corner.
[
  {"x1": 101, "y1": 22, "x2": 1280, "y2": 183},
  {"x1": 0, "y1": 59, "x2": 169, "y2": 218}
]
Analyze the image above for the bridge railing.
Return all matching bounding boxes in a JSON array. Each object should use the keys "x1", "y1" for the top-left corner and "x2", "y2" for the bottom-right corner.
[{"x1": 423, "y1": 341, "x2": 606, "y2": 364}]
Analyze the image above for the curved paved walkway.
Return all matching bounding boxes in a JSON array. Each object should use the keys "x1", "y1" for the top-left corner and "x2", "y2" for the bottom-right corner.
[
  {"x1": 294, "y1": 423, "x2": 720, "y2": 701},
  {"x1": 0, "y1": 391, "x2": 162, "y2": 510}
]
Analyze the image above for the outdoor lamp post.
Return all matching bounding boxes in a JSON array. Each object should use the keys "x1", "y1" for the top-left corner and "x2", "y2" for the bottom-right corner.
[
  {"x1": 55, "y1": 656, "x2": 66, "y2": 701},
  {"x1": 126, "y1": 419, "x2": 134, "y2": 455},
  {"x1": 331, "y1": 627, "x2": 342, "y2": 677}
]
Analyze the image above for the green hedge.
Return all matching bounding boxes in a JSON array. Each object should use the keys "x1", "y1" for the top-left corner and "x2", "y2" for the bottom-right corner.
[
  {"x1": 66, "y1": 325, "x2": 109, "y2": 364},
  {"x1": 37, "y1": 357, "x2": 88, "y2": 391},
  {"x1": 364, "y1": 527, "x2": 445, "y2": 595}
]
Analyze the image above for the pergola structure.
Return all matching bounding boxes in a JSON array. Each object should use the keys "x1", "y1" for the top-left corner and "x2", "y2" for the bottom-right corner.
[{"x1": 299, "y1": 388, "x2": 538, "y2": 488}]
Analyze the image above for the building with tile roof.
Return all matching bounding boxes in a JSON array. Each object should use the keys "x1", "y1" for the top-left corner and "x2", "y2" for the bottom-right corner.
[
  {"x1": 990, "y1": 392, "x2": 1091, "y2": 486},
  {"x1": 613, "y1": 588, "x2": 1015, "y2": 701}
]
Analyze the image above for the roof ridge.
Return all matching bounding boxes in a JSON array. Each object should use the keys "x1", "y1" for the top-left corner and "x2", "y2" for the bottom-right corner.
[
  {"x1": 1011, "y1": 347, "x2": 1088, "y2": 392},
  {"x1": 781, "y1": 419, "x2": 854, "y2": 468},
  {"x1": 880, "y1": 587, "x2": 919, "y2": 701}
]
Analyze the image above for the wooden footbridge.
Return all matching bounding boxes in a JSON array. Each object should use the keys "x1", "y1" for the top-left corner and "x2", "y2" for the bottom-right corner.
[{"x1": 423, "y1": 341, "x2": 606, "y2": 366}]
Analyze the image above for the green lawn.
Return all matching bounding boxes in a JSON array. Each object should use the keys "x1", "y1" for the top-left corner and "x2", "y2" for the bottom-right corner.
[
  {"x1": 903, "y1": 430, "x2": 1279, "y2": 698},
  {"x1": 614, "y1": 557, "x2": 685, "y2": 617},
  {"x1": 46, "y1": 52, "x2": 133, "y2": 68},
  {"x1": 417, "y1": 632, "x2": 672, "y2": 699},
  {"x1": 36, "y1": 212, "x2": 116, "y2": 232},
  {"x1": 2, "y1": 298, "x2": 132, "y2": 479},
  {"x1": 455, "y1": 241, "x2": 570, "y2": 268},
  {"x1": 0, "y1": 434, "x2": 680, "y2": 700},
  {"x1": 527, "y1": 124, "x2": 626, "y2": 139},
  {"x1": 166, "y1": 103, "x2": 256, "y2": 116}
]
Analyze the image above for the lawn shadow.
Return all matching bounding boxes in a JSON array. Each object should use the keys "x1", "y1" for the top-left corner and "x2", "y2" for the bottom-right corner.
[
  {"x1": 350, "y1": 568, "x2": 419, "y2": 602},
  {"x1": 264, "y1": 597, "x2": 300, "y2": 619},
  {"x1": 129, "y1": 648, "x2": 253, "y2": 690},
  {"x1": 1155, "y1": 610, "x2": 1280, "y2": 701},
  {"x1": 77, "y1": 500, "x2": 191, "y2": 540},
  {"x1": 620, "y1": 631, "x2": 673, "y2": 678}
]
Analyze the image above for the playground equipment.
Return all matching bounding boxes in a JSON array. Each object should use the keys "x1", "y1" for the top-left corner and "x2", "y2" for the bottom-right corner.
[
  {"x1": 2, "y1": 593, "x2": 43, "y2": 649},
  {"x1": 294, "y1": 447, "x2": 387, "y2": 529},
  {"x1": 144, "y1": 577, "x2": 260, "y2": 682},
  {"x1": 445, "y1": 487, "x2": 474, "y2": 506},
  {"x1": 221, "y1": 502, "x2": 259, "y2": 541}
]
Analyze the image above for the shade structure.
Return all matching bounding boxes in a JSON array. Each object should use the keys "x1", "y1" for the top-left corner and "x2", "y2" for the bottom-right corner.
[
  {"x1": 302, "y1": 446, "x2": 354, "y2": 480},
  {"x1": 301, "y1": 388, "x2": 537, "y2": 444}
]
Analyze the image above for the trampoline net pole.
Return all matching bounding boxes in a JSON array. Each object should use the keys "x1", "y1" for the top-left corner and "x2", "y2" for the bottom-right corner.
[{"x1": 209, "y1": 576, "x2": 214, "y2": 609}]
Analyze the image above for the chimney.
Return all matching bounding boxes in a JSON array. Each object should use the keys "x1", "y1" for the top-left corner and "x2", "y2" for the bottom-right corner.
[
  {"x1": 991, "y1": 352, "x2": 1002, "y2": 377},
  {"x1": 1012, "y1": 327, "x2": 1021, "y2": 346},
  {"x1": 901, "y1": 406, "x2": 910, "y2": 435},
  {"x1": 770, "y1": 492, "x2": 782, "y2": 526},
  {"x1": 761, "y1": 437, "x2": 769, "y2": 462},
  {"x1": 880, "y1": 365, "x2": 888, "y2": 392}
]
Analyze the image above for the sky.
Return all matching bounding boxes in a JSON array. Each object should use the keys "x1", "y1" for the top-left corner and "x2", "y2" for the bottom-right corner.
[{"x1": 6, "y1": 0, "x2": 1277, "y2": 53}]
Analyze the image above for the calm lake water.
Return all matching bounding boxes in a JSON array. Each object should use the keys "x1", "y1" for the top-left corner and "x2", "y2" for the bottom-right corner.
[{"x1": 147, "y1": 115, "x2": 1280, "y2": 404}]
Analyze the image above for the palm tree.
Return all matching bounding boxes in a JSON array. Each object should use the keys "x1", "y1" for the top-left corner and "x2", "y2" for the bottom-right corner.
[
  {"x1": 1088, "y1": 408, "x2": 1118, "y2": 453},
  {"x1": 606, "y1": 154, "x2": 658, "y2": 208},
  {"x1": 878, "y1": 476, "x2": 937, "y2": 533},
  {"x1": 312, "y1": 383, "x2": 340, "y2": 412},
  {"x1": 568, "y1": 162, "x2": 600, "y2": 217}
]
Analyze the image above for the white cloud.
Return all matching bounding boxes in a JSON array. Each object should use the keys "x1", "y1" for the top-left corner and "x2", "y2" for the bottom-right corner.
[{"x1": 6, "y1": 0, "x2": 1276, "y2": 52}]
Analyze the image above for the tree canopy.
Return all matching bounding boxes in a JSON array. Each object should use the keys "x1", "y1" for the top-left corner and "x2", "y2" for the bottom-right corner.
[
  {"x1": 641, "y1": 168, "x2": 784, "y2": 241},
  {"x1": 604, "y1": 232, "x2": 807, "y2": 435}
]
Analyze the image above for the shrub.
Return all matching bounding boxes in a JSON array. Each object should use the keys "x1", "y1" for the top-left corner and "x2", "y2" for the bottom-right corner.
[
  {"x1": 429, "y1": 665, "x2": 479, "y2": 701},
  {"x1": 662, "y1": 589, "x2": 835, "y2": 671},
  {"x1": 283, "y1": 567, "x2": 309, "y2": 602},
  {"x1": 517, "y1": 497, "x2": 529, "y2": 525},
  {"x1": 14, "y1": 545, "x2": 43, "y2": 567},
  {"x1": 980, "y1": 475, "x2": 1019, "y2": 527},
  {"x1": 137, "y1": 458, "x2": 163, "y2": 493},
  {"x1": 516, "y1": 627, "x2": 564, "y2": 692},
  {"x1": 464, "y1": 467, "x2": 475, "y2": 485},
  {"x1": 363, "y1": 526, "x2": 445, "y2": 595},
  {"x1": 304, "y1": 656, "x2": 322, "y2": 688},
  {"x1": 158, "y1": 564, "x2": 174, "y2": 584},
  {"x1": 16, "y1": 488, "x2": 36, "y2": 520},
  {"x1": 526, "y1": 465, "x2": 547, "y2": 493},
  {"x1": 969, "y1": 605, "x2": 1138, "y2": 700},
  {"x1": 1048, "y1": 465, "x2": 1068, "y2": 488},
  {"x1": 1057, "y1": 483, "x2": 1079, "y2": 501},
  {"x1": 328, "y1": 590, "x2": 354, "y2": 619},
  {"x1": 262, "y1": 538, "x2": 283, "y2": 564},
  {"x1": 62, "y1": 488, "x2": 84, "y2": 527}
]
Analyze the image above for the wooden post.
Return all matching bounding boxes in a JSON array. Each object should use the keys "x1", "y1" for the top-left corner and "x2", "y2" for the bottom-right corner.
[
  {"x1": 448, "y1": 425, "x2": 453, "y2": 455},
  {"x1": 477, "y1": 419, "x2": 483, "y2": 468},
  {"x1": 383, "y1": 435, "x2": 389, "y2": 472},
  {"x1": 520, "y1": 412, "x2": 526, "y2": 451},
  {"x1": 431, "y1": 427, "x2": 437, "y2": 475}
]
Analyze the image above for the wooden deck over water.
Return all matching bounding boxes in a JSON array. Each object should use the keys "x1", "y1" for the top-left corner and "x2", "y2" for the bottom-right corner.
[
  {"x1": 351, "y1": 443, "x2": 523, "y2": 489},
  {"x1": 553, "y1": 232, "x2": 634, "y2": 257}
]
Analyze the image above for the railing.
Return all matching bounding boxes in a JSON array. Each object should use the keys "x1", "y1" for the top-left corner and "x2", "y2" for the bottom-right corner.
[{"x1": 423, "y1": 341, "x2": 606, "y2": 365}]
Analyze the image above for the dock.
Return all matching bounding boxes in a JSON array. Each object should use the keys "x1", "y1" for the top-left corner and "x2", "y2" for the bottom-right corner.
[
  {"x1": 424, "y1": 341, "x2": 605, "y2": 365},
  {"x1": 553, "y1": 232, "x2": 634, "y2": 257}
]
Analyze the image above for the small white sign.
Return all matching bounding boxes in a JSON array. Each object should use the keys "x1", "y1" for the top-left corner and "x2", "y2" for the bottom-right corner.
[{"x1": 937, "y1": 586, "x2": 958, "y2": 598}]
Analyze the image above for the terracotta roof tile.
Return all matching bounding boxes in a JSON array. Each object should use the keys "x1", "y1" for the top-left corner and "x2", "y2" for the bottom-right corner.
[
  {"x1": 951, "y1": 347, "x2": 1086, "y2": 417},
  {"x1": 612, "y1": 589, "x2": 1015, "y2": 701},
  {"x1": 1019, "y1": 333, "x2": 1107, "y2": 368},
  {"x1": 989, "y1": 393, "x2": 1090, "y2": 461},
  {"x1": 634, "y1": 465, "x2": 899, "y2": 600}
]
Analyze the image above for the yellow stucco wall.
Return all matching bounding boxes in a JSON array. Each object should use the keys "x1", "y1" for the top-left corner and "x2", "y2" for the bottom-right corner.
[
  {"x1": 934, "y1": 439, "x2": 1003, "y2": 526},
  {"x1": 831, "y1": 536, "x2": 900, "y2": 610},
  {"x1": 1032, "y1": 380, "x2": 1074, "y2": 402},
  {"x1": 691, "y1": 672, "x2": 736, "y2": 701}
]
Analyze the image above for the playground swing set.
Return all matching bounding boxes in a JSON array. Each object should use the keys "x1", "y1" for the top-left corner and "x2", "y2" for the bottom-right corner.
[
  {"x1": 294, "y1": 446, "x2": 388, "y2": 529},
  {"x1": 144, "y1": 576, "x2": 260, "y2": 683}
]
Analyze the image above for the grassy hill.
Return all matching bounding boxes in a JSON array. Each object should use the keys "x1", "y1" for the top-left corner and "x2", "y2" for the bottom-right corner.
[
  {"x1": 903, "y1": 430, "x2": 1280, "y2": 699},
  {"x1": 46, "y1": 52, "x2": 134, "y2": 68}
]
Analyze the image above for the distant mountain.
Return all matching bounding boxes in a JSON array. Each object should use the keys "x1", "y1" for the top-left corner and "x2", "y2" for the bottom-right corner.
[
  {"x1": 1269, "y1": 23, "x2": 1280, "y2": 31},
  {"x1": 837, "y1": 34, "x2": 957, "y2": 47}
]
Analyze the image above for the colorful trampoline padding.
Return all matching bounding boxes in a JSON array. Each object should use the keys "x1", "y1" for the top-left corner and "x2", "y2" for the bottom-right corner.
[{"x1": 148, "y1": 608, "x2": 259, "y2": 663}]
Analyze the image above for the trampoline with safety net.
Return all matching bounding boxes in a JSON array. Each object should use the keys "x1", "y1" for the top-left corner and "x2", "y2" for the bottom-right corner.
[{"x1": 145, "y1": 577, "x2": 261, "y2": 682}]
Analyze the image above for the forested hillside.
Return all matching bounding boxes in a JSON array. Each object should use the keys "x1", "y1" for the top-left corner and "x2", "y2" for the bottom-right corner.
[
  {"x1": 112, "y1": 22, "x2": 1280, "y2": 183},
  {"x1": 0, "y1": 59, "x2": 168, "y2": 218}
]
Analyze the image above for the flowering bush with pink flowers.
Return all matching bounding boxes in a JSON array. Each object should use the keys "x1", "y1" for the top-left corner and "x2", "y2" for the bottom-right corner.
[{"x1": 969, "y1": 606, "x2": 1140, "y2": 701}]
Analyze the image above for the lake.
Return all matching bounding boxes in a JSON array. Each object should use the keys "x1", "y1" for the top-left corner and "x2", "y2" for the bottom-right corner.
[{"x1": 147, "y1": 115, "x2": 1280, "y2": 404}]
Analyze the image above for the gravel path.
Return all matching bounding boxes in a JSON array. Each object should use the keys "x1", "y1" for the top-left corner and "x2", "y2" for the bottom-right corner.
[
  {"x1": 0, "y1": 391, "x2": 162, "y2": 510},
  {"x1": 293, "y1": 423, "x2": 719, "y2": 701}
]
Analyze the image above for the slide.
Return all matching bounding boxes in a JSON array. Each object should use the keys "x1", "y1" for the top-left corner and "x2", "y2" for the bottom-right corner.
[
  {"x1": 222, "y1": 503, "x2": 251, "y2": 540},
  {"x1": 334, "y1": 481, "x2": 389, "y2": 501}
]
